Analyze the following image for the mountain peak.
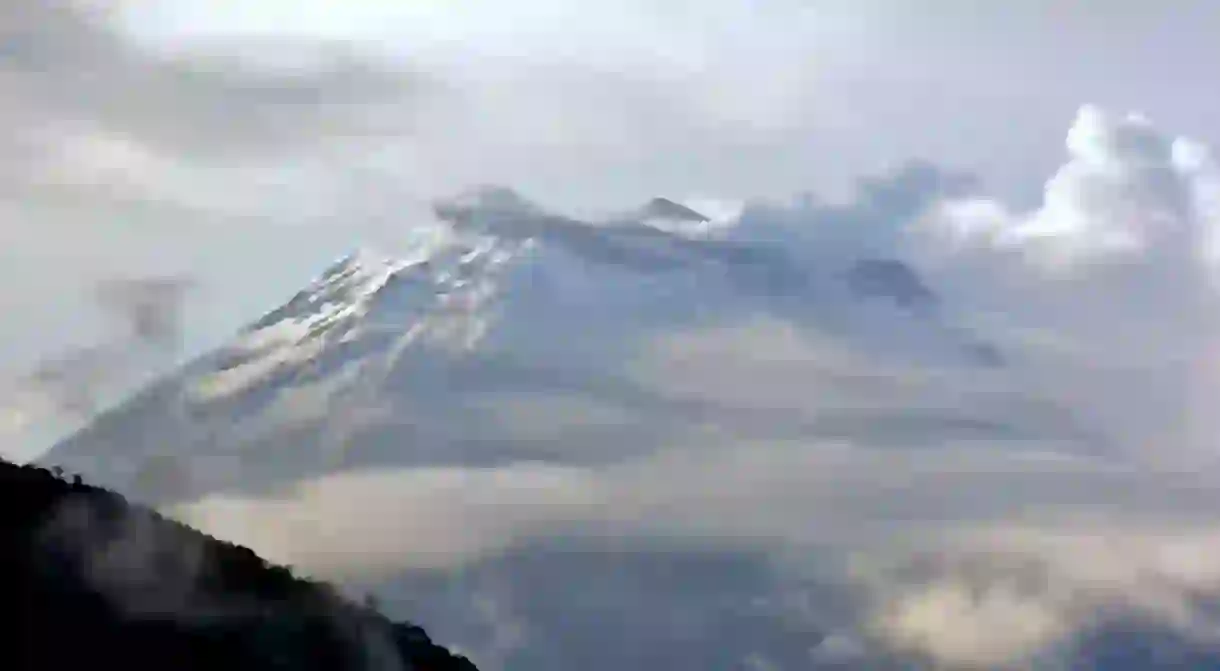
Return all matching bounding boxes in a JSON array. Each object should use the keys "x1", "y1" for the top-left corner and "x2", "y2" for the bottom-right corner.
[
  {"x1": 318, "y1": 247, "x2": 391, "y2": 282},
  {"x1": 639, "y1": 197, "x2": 710, "y2": 223},
  {"x1": 433, "y1": 185, "x2": 541, "y2": 224},
  {"x1": 189, "y1": 236, "x2": 514, "y2": 407}
]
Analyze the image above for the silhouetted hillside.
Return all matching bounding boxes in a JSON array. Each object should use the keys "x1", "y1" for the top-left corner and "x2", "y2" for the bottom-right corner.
[{"x1": 0, "y1": 459, "x2": 478, "y2": 671}]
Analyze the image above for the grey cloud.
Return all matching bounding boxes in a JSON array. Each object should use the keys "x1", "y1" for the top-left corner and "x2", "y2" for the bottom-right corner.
[
  {"x1": 0, "y1": 0, "x2": 417, "y2": 458},
  {"x1": 1, "y1": 274, "x2": 195, "y2": 437},
  {"x1": 21, "y1": 345, "x2": 131, "y2": 417},
  {"x1": 37, "y1": 493, "x2": 216, "y2": 621},
  {"x1": 0, "y1": 0, "x2": 423, "y2": 162},
  {"x1": 95, "y1": 277, "x2": 195, "y2": 348}
]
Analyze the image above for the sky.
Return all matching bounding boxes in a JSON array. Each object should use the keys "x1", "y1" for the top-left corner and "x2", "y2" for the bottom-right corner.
[
  {"x1": 0, "y1": 2, "x2": 1217, "y2": 361},
  {"x1": 4, "y1": 0, "x2": 1220, "y2": 363},
  {"x1": 11, "y1": 2, "x2": 1220, "y2": 666}
]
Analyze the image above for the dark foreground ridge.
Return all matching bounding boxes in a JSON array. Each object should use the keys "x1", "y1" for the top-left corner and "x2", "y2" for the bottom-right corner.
[{"x1": 0, "y1": 459, "x2": 478, "y2": 671}]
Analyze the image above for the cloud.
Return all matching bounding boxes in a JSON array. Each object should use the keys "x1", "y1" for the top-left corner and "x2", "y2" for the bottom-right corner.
[
  {"x1": 0, "y1": 275, "x2": 195, "y2": 449},
  {"x1": 0, "y1": 1, "x2": 434, "y2": 421},
  {"x1": 874, "y1": 578, "x2": 1066, "y2": 667},
  {"x1": 1, "y1": 1, "x2": 420, "y2": 161},
  {"x1": 862, "y1": 519, "x2": 1220, "y2": 667},
  {"x1": 171, "y1": 462, "x2": 601, "y2": 576},
  {"x1": 170, "y1": 437, "x2": 1220, "y2": 667},
  {"x1": 95, "y1": 277, "x2": 195, "y2": 347},
  {"x1": 0, "y1": 0, "x2": 433, "y2": 238},
  {"x1": 62, "y1": 0, "x2": 991, "y2": 217},
  {"x1": 9, "y1": 0, "x2": 824, "y2": 216},
  {"x1": 36, "y1": 493, "x2": 219, "y2": 622},
  {"x1": 918, "y1": 106, "x2": 1220, "y2": 273},
  {"x1": 901, "y1": 106, "x2": 1220, "y2": 462}
]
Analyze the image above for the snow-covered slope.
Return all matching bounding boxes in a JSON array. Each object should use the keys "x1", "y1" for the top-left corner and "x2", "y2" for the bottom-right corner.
[
  {"x1": 44, "y1": 188, "x2": 1023, "y2": 503},
  {"x1": 41, "y1": 187, "x2": 1103, "y2": 671}
]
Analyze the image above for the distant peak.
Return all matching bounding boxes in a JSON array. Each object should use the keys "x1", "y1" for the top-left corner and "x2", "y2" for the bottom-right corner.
[{"x1": 639, "y1": 197, "x2": 710, "y2": 223}]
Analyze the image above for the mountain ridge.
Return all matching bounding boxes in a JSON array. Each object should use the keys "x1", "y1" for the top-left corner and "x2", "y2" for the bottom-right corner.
[
  {"x1": 0, "y1": 457, "x2": 477, "y2": 670},
  {"x1": 42, "y1": 189, "x2": 1012, "y2": 507}
]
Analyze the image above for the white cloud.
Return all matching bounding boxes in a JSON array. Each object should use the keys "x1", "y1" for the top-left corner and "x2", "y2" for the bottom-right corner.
[
  {"x1": 860, "y1": 519, "x2": 1220, "y2": 666},
  {"x1": 172, "y1": 462, "x2": 601, "y2": 576},
  {"x1": 898, "y1": 106, "x2": 1220, "y2": 465},
  {"x1": 171, "y1": 437, "x2": 1220, "y2": 666},
  {"x1": 920, "y1": 106, "x2": 1220, "y2": 271},
  {"x1": 875, "y1": 577, "x2": 1067, "y2": 667}
]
